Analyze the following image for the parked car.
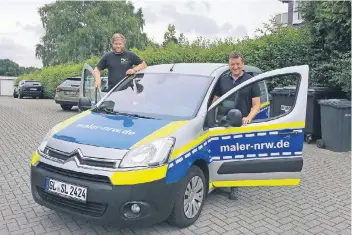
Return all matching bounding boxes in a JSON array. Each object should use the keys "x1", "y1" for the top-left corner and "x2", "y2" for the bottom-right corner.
[
  {"x1": 55, "y1": 76, "x2": 108, "y2": 110},
  {"x1": 54, "y1": 77, "x2": 81, "y2": 110},
  {"x1": 13, "y1": 80, "x2": 44, "y2": 99},
  {"x1": 31, "y1": 63, "x2": 309, "y2": 228}
]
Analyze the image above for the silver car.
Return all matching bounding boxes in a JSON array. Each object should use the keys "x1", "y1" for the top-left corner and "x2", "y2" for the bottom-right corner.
[
  {"x1": 31, "y1": 63, "x2": 309, "y2": 228},
  {"x1": 55, "y1": 76, "x2": 108, "y2": 110}
]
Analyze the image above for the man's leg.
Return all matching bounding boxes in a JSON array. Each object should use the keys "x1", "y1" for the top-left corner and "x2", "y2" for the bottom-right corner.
[{"x1": 229, "y1": 187, "x2": 239, "y2": 200}]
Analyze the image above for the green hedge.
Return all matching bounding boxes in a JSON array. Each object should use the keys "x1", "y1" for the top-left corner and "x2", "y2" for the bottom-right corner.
[{"x1": 16, "y1": 25, "x2": 349, "y2": 99}]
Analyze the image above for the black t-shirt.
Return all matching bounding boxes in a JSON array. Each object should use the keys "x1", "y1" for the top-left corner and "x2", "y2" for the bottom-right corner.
[
  {"x1": 97, "y1": 50, "x2": 143, "y2": 88},
  {"x1": 214, "y1": 71, "x2": 260, "y2": 117}
]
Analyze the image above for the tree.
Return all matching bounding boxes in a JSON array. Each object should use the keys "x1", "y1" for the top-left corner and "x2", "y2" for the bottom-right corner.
[
  {"x1": 297, "y1": 1, "x2": 351, "y2": 96},
  {"x1": 0, "y1": 59, "x2": 39, "y2": 76},
  {"x1": 35, "y1": 1, "x2": 149, "y2": 67},
  {"x1": 298, "y1": 1, "x2": 351, "y2": 54},
  {"x1": 178, "y1": 33, "x2": 189, "y2": 46},
  {"x1": 163, "y1": 24, "x2": 178, "y2": 46}
]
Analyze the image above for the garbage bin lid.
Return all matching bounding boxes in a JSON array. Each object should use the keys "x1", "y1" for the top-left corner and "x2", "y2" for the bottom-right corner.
[{"x1": 318, "y1": 99, "x2": 351, "y2": 108}]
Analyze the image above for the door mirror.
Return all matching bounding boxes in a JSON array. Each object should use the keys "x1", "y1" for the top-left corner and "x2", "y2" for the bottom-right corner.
[
  {"x1": 78, "y1": 97, "x2": 92, "y2": 111},
  {"x1": 224, "y1": 109, "x2": 243, "y2": 127}
]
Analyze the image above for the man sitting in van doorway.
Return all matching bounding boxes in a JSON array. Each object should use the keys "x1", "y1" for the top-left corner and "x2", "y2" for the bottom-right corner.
[{"x1": 212, "y1": 52, "x2": 261, "y2": 200}]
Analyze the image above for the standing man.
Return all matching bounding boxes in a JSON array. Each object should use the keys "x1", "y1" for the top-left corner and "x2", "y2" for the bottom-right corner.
[
  {"x1": 212, "y1": 52, "x2": 261, "y2": 200},
  {"x1": 213, "y1": 52, "x2": 261, "y2": 126},
  {"x1": 93, "y1": 33, "x2": 147, "y2": 91}
]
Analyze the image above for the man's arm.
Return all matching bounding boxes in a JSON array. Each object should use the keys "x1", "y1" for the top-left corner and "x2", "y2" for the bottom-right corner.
[
  {"x1": 93, "y1": 67, "x2": 101, "y2": 88},
  {"x1": 246, "y1": 82, "x2": 261, "y2": 122},
  {"x1": 94, "y1": 54, "x2": 108, "y2": 88},
  {"x1": 212, "y1": 81, "x2": 222, "y2": 104},
  {"x1": 127, "y1": 52, "x2": 147, "y2": 74},
  {"x1": 247, "y1": 96, "x2": 261, "y2": 121}
]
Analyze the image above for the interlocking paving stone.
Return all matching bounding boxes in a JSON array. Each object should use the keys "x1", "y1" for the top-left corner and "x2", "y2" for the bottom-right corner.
[{"x1": 0, "y1": 96, "x2": 351, "y2": 234}]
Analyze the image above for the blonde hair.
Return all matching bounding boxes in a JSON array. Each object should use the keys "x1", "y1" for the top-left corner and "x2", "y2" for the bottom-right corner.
[{"x1": 112, "y1": 33, "x2": 125, "y2": 43}]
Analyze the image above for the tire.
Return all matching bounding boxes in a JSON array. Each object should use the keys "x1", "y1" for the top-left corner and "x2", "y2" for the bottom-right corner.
[
  {"x1": 316, "y1": 139, "x2": 325, "y2": 148},
  {"x1": 18, "y1": 92, "x2": 23, "y2": 99},
  {"x1": 167, "y1": 165, "x2": 206, "y2": 228},
  {"x1": 13, "y1": 93, "x2": 18, "y2": 98},
  {"x1": 60, "y1": 104, "x2": 73, "y2": 110}
]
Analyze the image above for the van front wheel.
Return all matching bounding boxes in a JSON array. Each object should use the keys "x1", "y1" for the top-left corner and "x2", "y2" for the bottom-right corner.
[{"x1": 167, "y1": 165, "x2": 206, "y2": 228}]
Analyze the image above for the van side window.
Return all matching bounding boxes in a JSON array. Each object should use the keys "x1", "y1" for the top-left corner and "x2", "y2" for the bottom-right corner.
[{"x1": 206, "y1": 73, "x2": 301, "y2": 128}]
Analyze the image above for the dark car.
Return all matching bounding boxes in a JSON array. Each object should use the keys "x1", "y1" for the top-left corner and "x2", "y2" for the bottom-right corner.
[{"x1": 14, "y1": 80, "x2": 44, "y2": 99}]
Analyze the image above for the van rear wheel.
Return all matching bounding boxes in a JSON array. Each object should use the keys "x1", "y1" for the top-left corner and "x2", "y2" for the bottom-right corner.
[{"x1": 167, "y1": 165, "x2": 206, "y2": 228}]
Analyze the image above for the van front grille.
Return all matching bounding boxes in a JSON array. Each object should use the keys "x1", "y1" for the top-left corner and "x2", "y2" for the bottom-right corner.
[{"x1": 37, "y1": 187, "x2": 107, "y2": 217}]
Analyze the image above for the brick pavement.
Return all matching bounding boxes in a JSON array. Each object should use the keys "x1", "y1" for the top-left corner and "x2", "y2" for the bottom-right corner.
[{"x1": 0, "y1": 96, "x2": 350, "y2": 235}]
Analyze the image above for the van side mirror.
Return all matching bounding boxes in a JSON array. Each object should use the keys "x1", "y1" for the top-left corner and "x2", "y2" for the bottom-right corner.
[
  {"x1": 78, "y1": 97, "x2": 92, "y2": 111},
  {"x1": 225, "y1": 109, "x2": 243, "y2": 127}
]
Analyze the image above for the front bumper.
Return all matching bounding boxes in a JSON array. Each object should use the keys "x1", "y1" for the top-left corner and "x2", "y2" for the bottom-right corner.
[{"x1": 30, "y1": 163, "x2": 179, "y2": 228}]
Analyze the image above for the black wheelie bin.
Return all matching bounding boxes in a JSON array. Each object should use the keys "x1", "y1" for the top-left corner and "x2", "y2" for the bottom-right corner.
[
  {"x1": 317, "y1": 99, "x2": 351, "y2": 152},
  {"x1": 269, "y1": 86, "x2": 338, "y2": 143}
]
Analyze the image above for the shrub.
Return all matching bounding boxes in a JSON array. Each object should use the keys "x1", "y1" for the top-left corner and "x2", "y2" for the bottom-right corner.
[{"x1": 16, "y1": 24, "x2": 350, "y2": 99}]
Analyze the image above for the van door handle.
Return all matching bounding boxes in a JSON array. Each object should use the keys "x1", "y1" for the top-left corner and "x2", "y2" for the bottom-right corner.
[{"x1": 278, "y1": 131, "x2": 299, "y2": 136}]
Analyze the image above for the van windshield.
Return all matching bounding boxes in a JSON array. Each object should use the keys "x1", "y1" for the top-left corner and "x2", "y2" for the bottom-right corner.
[{"x1": 94, "y1": 73, "x2": 213, "y2": 120}]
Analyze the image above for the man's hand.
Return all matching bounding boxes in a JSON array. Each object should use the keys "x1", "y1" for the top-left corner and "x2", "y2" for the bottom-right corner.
[
  {"x1": 242, "y1": 116, "x2": 252, "y2": 126},
  {"x1": 94, "y1": 78, "x2": 101, "y2": 88},
  {"x1": 126, "y1": 69, "x2": 136, "y2": 75}
]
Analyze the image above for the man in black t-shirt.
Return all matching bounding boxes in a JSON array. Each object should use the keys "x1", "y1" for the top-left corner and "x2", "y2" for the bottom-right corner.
[
  {"x1": 93, "y1": 33, "x2": 147, "y2": 91},
  {"x1": 213, "y1": 52, "x2": 261, "y2": 200},
  {"x1": 213, "y1": 52, "x2": 261, "y2": 126}
]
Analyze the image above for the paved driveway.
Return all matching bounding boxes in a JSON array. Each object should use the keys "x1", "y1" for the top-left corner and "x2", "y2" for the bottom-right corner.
[{"x1": 0, "y1": 96, "x2": 351, "y2": 235}]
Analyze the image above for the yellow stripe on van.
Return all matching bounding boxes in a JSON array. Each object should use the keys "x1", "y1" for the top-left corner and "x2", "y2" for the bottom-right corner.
[
  {"x1": 213, "y1": 178, "x2": 300, "y2": 187},
  {"x1": 31, "y1": 151, "x2": 40, "y2": 166},
  {"x1": 170, "y1": 122, "x2": 305, "y2": 160},
  {"x1": 260, "y1": 101, "x2": 270, "y2": 109},
  {"x1": 52, "y1": 110, "x2": 91, "y2": 136},
  {"x1": 131, "y1": 120, "x2": 189, "y2": 148},
  {"x1": 110, "y1": 165, "x2": 168, "y2": 185}
]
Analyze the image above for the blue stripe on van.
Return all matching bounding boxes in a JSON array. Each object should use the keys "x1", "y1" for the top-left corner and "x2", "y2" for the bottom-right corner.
[{"x1": 53, "y1": 112, "x2": 172, "y2": 149}]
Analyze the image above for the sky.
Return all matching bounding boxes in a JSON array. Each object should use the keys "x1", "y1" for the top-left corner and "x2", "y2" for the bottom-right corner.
[{"x1": 0, "y1": 0, "x2": 288, "y2": 68}]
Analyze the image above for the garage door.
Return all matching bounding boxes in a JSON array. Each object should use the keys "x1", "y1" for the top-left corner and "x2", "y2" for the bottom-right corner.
[{"x1": 0, "y1": 80, "x2": 14, "y2": 96}]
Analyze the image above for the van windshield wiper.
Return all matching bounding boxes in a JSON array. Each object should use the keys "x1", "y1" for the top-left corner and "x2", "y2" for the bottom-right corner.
[
  {"x1": 93, "y1": 107, "x2": 157, "y2": 119},
  {"x1": 114, "y1": 111, "x2": 158, "y2": 119}
]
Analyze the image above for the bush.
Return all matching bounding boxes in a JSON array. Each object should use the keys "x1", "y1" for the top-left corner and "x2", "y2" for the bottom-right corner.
[{"x1": 16, "y1": 24, "x2": 350, "y2": 99}]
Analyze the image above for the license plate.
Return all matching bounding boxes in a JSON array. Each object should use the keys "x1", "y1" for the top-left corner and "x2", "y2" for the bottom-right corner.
[
  {"x1": 30, "y1": 88, "x2": 37, "y2": 91},
  {"x1": 64, "y1": 91, "x2": 76, "y2": 95},
  {"x1": 45, "y1": 177, "x2": 87, "y2": 202}
]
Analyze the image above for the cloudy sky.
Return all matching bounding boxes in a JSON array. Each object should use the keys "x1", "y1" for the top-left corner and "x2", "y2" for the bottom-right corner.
[{"x1": 0, "y1": 0, "x2": 287, "y2": 68}]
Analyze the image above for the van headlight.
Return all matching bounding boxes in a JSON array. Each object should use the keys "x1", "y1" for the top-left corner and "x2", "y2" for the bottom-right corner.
[
  {"x1": 38, "y1": 122, "x2": 62, "y2": 153},
  {"x1": 119, "y1": 137, "x2": 176, "y2": 168}
]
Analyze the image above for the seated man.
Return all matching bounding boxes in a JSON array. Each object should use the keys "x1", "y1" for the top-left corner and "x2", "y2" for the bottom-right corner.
[{"x1": 212, "y1": 51, "x2": 261, "y2": 200}]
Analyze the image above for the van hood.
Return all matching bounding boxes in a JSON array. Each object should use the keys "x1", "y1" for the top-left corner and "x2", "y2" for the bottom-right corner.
[{"x1": 52, "y1": 112, "x2": 178, "y2": 150}]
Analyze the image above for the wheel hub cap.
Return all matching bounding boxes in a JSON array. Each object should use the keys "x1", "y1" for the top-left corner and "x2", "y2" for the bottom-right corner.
[{"x1": 183, "y1": 175, "x2": 204, "y2": 219}]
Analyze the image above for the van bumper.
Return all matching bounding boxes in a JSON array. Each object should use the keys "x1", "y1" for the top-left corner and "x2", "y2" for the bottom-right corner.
[{"x1": 30, "y1": 163, "x2": 180, "y2": 228}]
